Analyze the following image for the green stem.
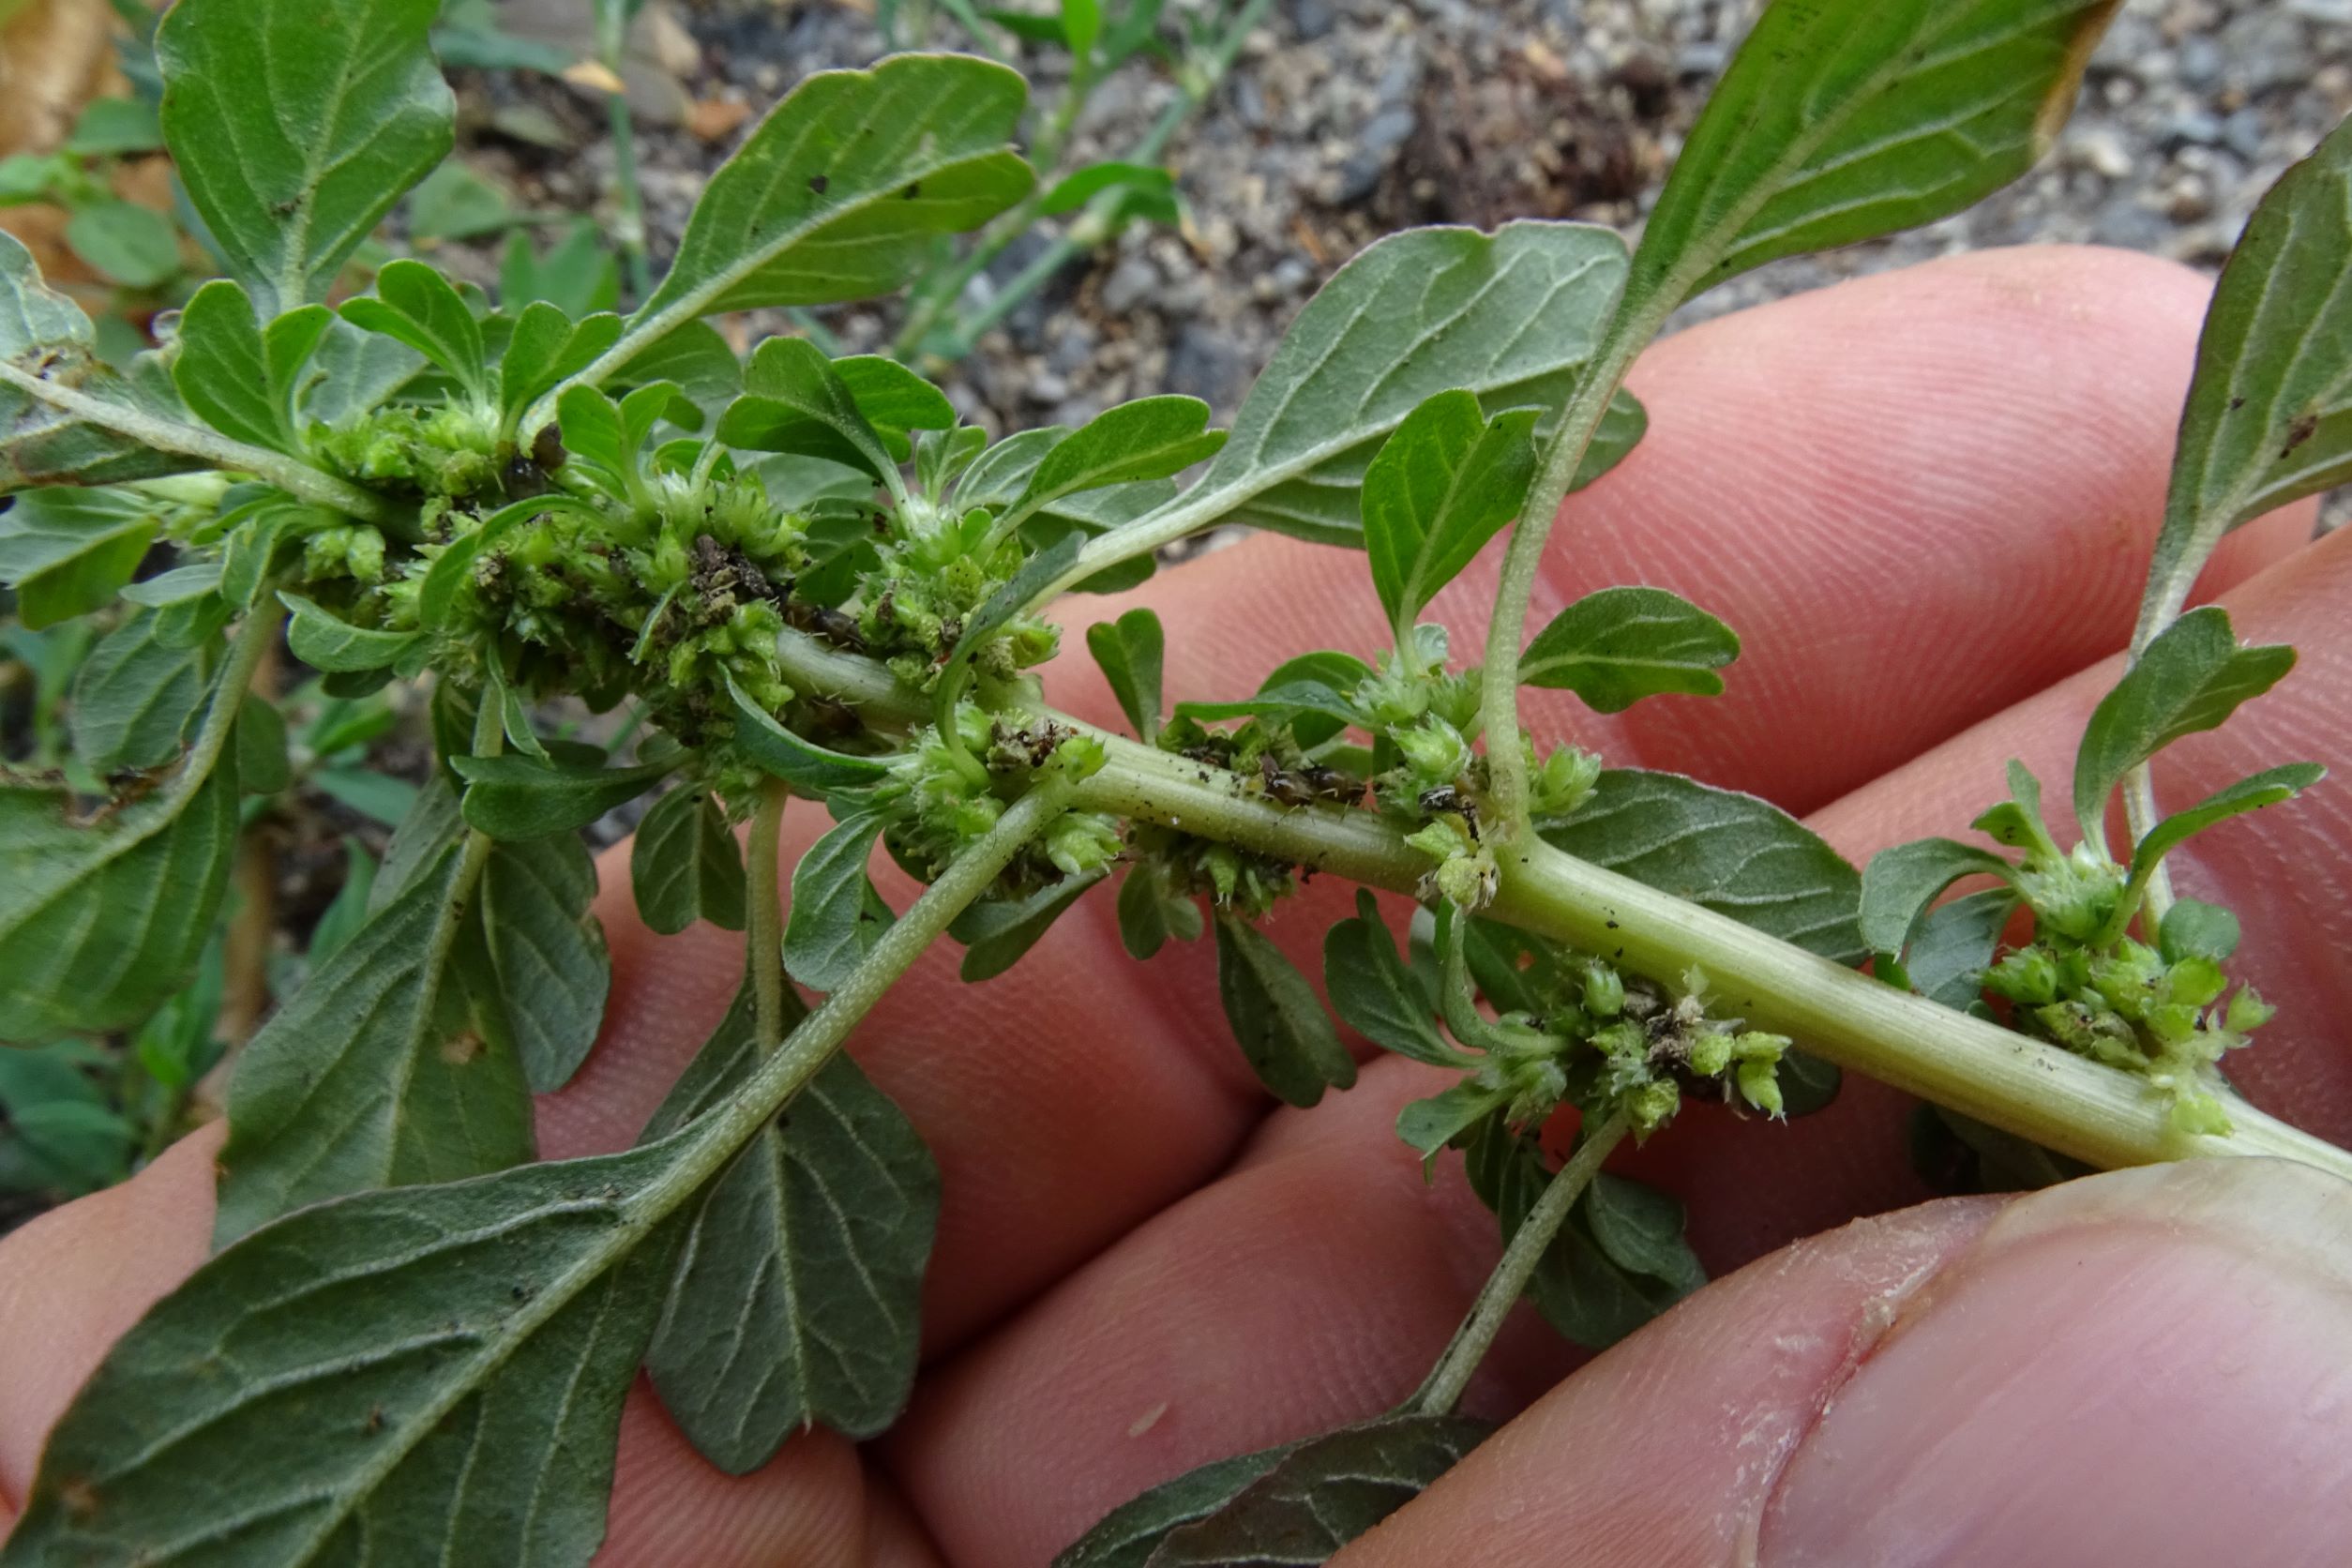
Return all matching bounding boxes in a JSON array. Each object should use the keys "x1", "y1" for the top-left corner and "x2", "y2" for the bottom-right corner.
[
  {"x1": 1437, "y1": 908, "x2": 1516, "y2": 1058},
  {"x1": 746, "y1": 780, "x2": 790, "y2": 1052},
  {"x1": 175, "y1": 597, "x2": 283, "y2": 807},
  {"x1": 1412, "y1": 1112, "x2": 1629, "y2": 1415},
  {"x1": 0, "y1": 361, "x2": 400, "y2": 525},
  {"x1": 1476, "y1": 299, "x2": 1668, "y2": 831},
  {"x1": 605, "y1": 92, "x2": 655, "y2": 308},
  {"x1": 761, "y1": 629, "x2": 2352, "y2": 1182},
  {"x1": 2119, "y1": 763, "x2": 2174, "y2": 931}
]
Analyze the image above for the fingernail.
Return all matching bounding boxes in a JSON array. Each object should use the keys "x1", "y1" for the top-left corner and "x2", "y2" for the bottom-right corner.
[{"x1": 1759, "y1": 1158, "x2": 2352, "y2": 1566}]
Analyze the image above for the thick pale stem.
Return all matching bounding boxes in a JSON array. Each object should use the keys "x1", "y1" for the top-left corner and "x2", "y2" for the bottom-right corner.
[
  {"x1": 0, "y1": 362, "x2": 399, "y2": 525},
  {"x1": 746, "y1": 781, "x2": 791, "y2": 1052},
  {"x1": 1413, "y1": 1113, "x2": 1629, "y2": 1415}
]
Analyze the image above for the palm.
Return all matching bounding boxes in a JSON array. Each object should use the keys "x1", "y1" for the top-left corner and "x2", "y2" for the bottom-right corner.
[{"x1": 5, "y1": 248, "x2": 2346, "y2": 1567}]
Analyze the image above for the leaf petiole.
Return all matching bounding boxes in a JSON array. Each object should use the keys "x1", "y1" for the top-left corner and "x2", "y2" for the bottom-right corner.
[{"x1": 746, "y1": 779, "x2": 791, "y2": 1052}]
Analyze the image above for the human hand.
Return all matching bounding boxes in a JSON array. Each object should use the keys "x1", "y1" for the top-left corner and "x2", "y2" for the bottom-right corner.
[{"x1": 5, "y1": 245, "x2": 2348, "y2": 1566}]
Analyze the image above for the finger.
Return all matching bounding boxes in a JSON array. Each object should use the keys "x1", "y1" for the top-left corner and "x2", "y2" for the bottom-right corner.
[
  {"x1": 1060, "y1": 246, "x2": 2313, "y2": 814},
  {"x1": 554, "y1": 247, "x2": 2315, "y2": 1364},
  {"x1": 1342, "y1": 1158, "x2": 2352, "y2": 1568},
  {"x1": 0, "y1": 1130, "x2": 900, "y2": 1568}
]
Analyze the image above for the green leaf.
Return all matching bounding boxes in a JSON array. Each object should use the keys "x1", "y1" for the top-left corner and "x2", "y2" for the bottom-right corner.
[
  {"x1": 472, "y1": 833, "x2": 611, "y2": 1093},
  {"x1": 0, "y1": 235, "x2": 191, "y2": 491},
  {"x1": 1360, "y1": 389, "x2": 1537, "y2": 634},
  {"x1": 1113, "y1": 858, "x2": 1201, "y2": 960},
  {"x1": 1623, "y1": 0, "x2": 2118, "y2": 314},
  {"x1": 173, "y1": 279, "x2": 318, "y2": 455},
  {"x1": 1084, "y1": 606, "x2": 1165, "y2": 741},
  {"x1": 1039, "y1": 159, "x2": 1174, "y2": 218},
  {"x1": 1858, "y1": 837, "x2": 2018, "y2": 957},
  {"x1": 1056, "y1": 1416, "x2": 1488, "y2": 1568},
  {"x1": 1258, "y1": 649, "x2": 1372, "y2": 751},
  {"x1": 405, "y1": 159, "x2": 514, "y2": 242},
  {"x1": 297, "y1": 315, "x2": 428, "y2": 428},
  {"x1": 7, "y1": 1136, "x2": 694, "y2": 1565},
  {"x1": 578, "y1": 55, "x2": 1033, "y2": 403},
  {"x1": 1541, "y1": 768, "x2": 1866, "y2": 963},
  {"x1": 1324, "y1": 889, "x2": 1466, "y2": 1067},
  {"x1": 373, "y1": 775, "x2": 467, "y2": 912},
  {"x1": 64, "y1": 200, "x2": 180, "y2": 289},
  {"x1": 280, "y1": 590, "x2": 425, "y2": 673},
  {"x1": 2140, "y1": 114, "x2": 2352, "y2": 639},
  {"x1": 725, "y1": 670, "x2": 890, "y2": 789},
  {"x1": 1517, "y1": 585, "x2": 1741, "y2": 713},
  {"x1": 718, "y1": 337, "x2": 897, "y2": 480},
  {"x1": 630, "y1": 786, "x2": 748, "y2": 935},
  {"x1": 1397, "y1": 1080, "x2": 1510, "y2": 1164},
  {"x1": 313, "y1": 766, "x2": 419, "y2": 827},
  {"x1": 1170, "y1": 680, "x2": 1363, "y2": 731},
  {"x1": 120, "y1": 560, "x2": 223, "y2": 609},
  {"x1": 1774, "y1": 1048, "x2": 1844, "y2": 1118},
  {"x1": 339, "y1": 258, "x2": 489, "y2": 399},
  {"x1": 784, "y1": 811, "x2": 893, "y2": 991},
  {"x1": 68, "y1": 608, "x2": 213, "y2": 771},
  {"x1": 949, "y1": 869, "x2": 1105, "y2": 982},
  {"x1": 0, "y1": 756, "x2": 240, "y2": 1041},
  {"x1": 499, "y1": 304, "x2": 624, "y2": 430},
  {"x1": 1013, "y1": 396, "x2": 1227, "y2": 520},
  {"x1": 449, "y1": 753, "x2": 671, "y2": 840},
  {"x1": 157, "y1": 0, "x2": 456, "y2": 311},
  {"x1": 1172, "y1": 222, "x2": 1636, "y2": 547},
  {"x1": 501, "y1": 219, "x2": 623, "y2": 320},
  {"x1": 641, "y1": 987, "x2": 940, "y2": 1469},
  {"x1": 1583, "y1": 1171, "x2": 1707, "y2": 1298},
  {"x1": 1905, "y1": 886, "x2": 2017, "y2": 1013},
  {"x1": 2160, "y1": 897, "x2": 2241, "y2": 966},
  {"x1": 0, "y1": 486, "x2": 159, "y2": 627},
  {"x1": 2072, "y1": 606, "x2": 2298, "y2": 849},
  {"x1": 1213, "y1": 912, "x2": 1355, "y2": 1108},
  {"x1": 309, "y1": 837, "x2": 380, "y2": 968},
  {"x1": 235, "y1": 691, "x2": 292, "y2": 794},
  {"x1": 831, "y1": 354, "x2": 957, "y2": 460},
  {"x1": 65, "y1": 96, "x2": 165, "y2": 156},
  {"x1": 213, "y1": 841, "x2": 534, "y2": 1244},
  {"x1": 2127, "y1": 762, "x2": 2324, "y2": 896}
]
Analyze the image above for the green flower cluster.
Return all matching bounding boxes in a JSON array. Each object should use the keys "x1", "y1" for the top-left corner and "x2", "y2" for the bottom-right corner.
[{"x1": 855, "y1": 494, "x2": 1059, "y2": 692}]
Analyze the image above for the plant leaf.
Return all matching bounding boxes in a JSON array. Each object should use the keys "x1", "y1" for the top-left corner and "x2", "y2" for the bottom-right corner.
[
  {"x1": 1013, "y1": 396, "x2": 1227, "y2": 520},
  {"x1": 4, "y1": 1137, "x2": 697, "y2": 1565},
  {"x1": 566, "y1": 55, "x2": 1033, "y2": 412},
  {"x1": 641, "y1": 986, "x2": 939, "y2": 1468},
  {"x1": 630, "y1": 786, "x2": 748, "y2": 935},
  {"x1": 949, "y1": 869, "x2": 1106, "y2": 982},
  {"x1": 1038, "y1": 159, "x2": 1174, "y2": 217},
  {"x1": 449, "y1": 753, "x2": 671, "y2": 840},
  {"x1": 280, "y1": 591, "x2": 426, "y2": 673},
  {"x1": 725, "y1": 670, "x2": 891, "y2": 789},
  {"x1": 1904, "y1": 886, "x2": 2016, "y2": 1013},
  {"x1": 63, "y1": 201, "x2": 179, "y2": 289},
  {"x1": 1213, "y1": 912, "x2": 1355, "y2": 1108},
  {"x1": 2141, "y1": 113, "x2": 2352, "y2": 638},
  {"x1": 1582, "y1": 1171, "x2": 1707, "y2": 1297},
  {"x1": 0, "y1": 486, "x2": 160, "y2": 628},
  {"x1": 1624, "y1": 0, "x2": 2118, "y2": 312},
  {"x1": 1540, "y1": 768, "x2": 1866, "y2": 963},
  {"x1": 498, "y1": 304, "x2": 624, "y2": 428},
  {"x1": 2128, "y1": 762, "x2": 2325, "y2": 895},
  {"x1": 784, "y1": 811, "x2": 893, "y2": 991},
  {"x1": 832, "y1": 354, "x2": 957, "y2": 460},
  {"x1": 1169, "y1": 221, "x2": 1636, "y2": 547},
  {"x1": 2072, "y1": 606, "x2": 2298, "y2": 849},
  {"x1": 2160, "y1": 897, "x2": 2241, "y2": 966},
  {"x1": 173, "y1": 280, "x2": 314, "y2": 455},
  {"x1": 1361, "y1": 390, "x2": 1537, "y2": 633},
  {"x1": 0, "y1": 755, "x2": 240, "y2": 1042},
  {"x1": 68, "y1": 609, "x2": 214, "y2": 772},
  {"x1": 1324, "y1": 889, "x2": 1466, "y2": 1067},
  {"x1": 1114, "y1": 859, "x2": 1201, "y2": 961},
  {"x1": 718, "y1": 337, "x2": 897, "y2": 480},
  {"x1": 156, "y1": 0, "x2": 457, "y2": 312},
  {"x1": 1517, "y1": 585, "x2": 1741, "y2": 712},
  {"x1": 213, "y1": 839, "x2": 534, "y2": 1244},
  {"x1": 1060, "y1": 1416, "x2": 1487, "y2": 1567},
  {"x1": 1858, "y1": 837, "x2": 2018, "y2": 957},
  {"x1": 471, "y1": 832, "x2": 611, "y2": 1093},
  {"x1": 339, "y1": 259, "x2": 489, "y2": 399},
  {"x1": 1084, "y1": 606, "x2": 1165, "y2": 741}
]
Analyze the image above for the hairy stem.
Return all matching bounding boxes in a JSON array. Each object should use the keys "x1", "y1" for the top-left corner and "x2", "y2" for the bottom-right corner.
[
  {"x1": 761, "y1": 628, "x2": 2352, "y2": 1180},
  {"x1": 1412, "y1": 1112, "x2": 1628, "y2": 1415},
  {"x1": 606, "y1": 93, "x2": 656, "y2": 308},
  {"x1": 1477, "y1": 299, "x2": 1667, "y2": 830},
  {"x1": 746, "y1": 780, "x2": 790, "y2": 1052},
  {"x1": 0, "y1": 361, "x2": 400, "y2": 525},
  {"x1": 2120, "y1": 763, "x2": 2175, "y2": 930}
]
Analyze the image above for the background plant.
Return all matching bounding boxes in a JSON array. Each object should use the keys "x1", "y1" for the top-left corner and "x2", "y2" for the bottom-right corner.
[{"x1": 1, "y1": 0, "x2": 2349, "y2": 1563}]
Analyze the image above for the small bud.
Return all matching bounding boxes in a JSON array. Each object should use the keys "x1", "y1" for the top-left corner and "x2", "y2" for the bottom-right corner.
[
  {"x1": 1984, "y1": 946, "x2": 2058, "y2": 1005},
  {"x1": 1736, "y1": 1058, "x2": 1785, "y2": 1118},
  {"x1": 2224, "y1": 987, "x2": 2276, "y2": 1034},
  {"x1": 1581, "y1": 962, "x2": 1624, "y2": 1018}
]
